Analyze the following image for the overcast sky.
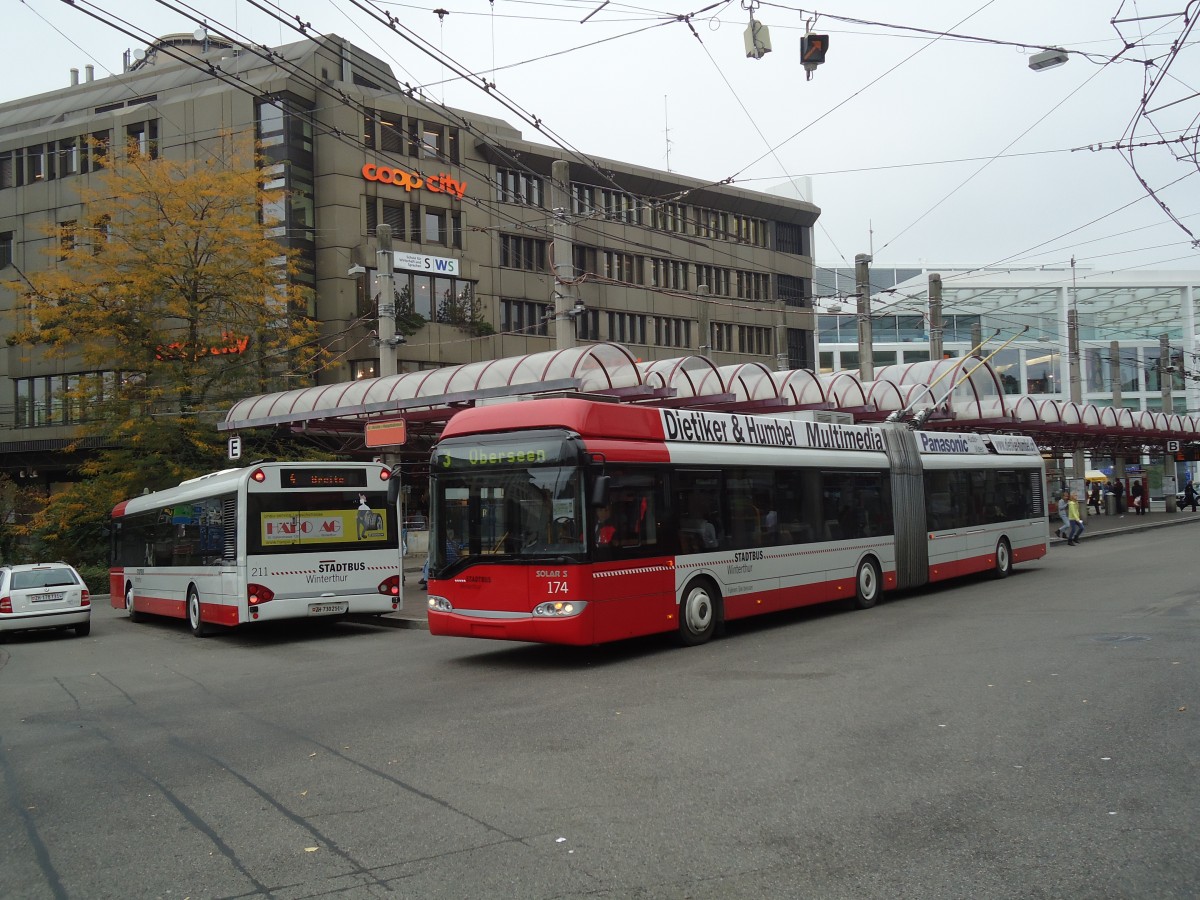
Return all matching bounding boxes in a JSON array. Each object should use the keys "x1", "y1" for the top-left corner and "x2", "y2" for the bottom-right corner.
[{"x1": 6, "y1": 0, "x2": 1199, "y2": 282}]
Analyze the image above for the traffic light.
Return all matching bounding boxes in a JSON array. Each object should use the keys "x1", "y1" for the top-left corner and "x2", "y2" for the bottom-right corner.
[
  {"x1": 801, "y1": 33, "x2": 829, "y2": 65},
  {"x1": 801, "y1": 33, "x2": 829, "y2": 80}
]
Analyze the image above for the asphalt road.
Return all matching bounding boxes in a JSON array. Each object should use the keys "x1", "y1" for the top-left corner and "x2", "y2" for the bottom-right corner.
[{"x1": 1, "y1": 533, "x2": 1197, "y2": 899}]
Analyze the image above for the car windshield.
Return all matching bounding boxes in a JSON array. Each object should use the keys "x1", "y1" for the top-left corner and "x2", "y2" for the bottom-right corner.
[{"x1": 12, "y1": 568, "x2": 79, "y2": 590}]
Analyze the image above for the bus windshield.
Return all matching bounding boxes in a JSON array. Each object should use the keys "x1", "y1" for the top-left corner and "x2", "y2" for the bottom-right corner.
[{"x1": 431, "y1": 463, "x2": 587, "y2": 570}]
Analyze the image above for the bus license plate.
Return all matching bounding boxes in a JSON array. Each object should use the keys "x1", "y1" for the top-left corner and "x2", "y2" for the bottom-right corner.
[{"x1": 308, "y1": 602, "x2": 348, "y2": 616}]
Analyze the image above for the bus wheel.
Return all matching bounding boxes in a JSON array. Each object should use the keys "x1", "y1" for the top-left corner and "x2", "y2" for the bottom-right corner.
[
  {"x1": 187, "y1": 588, "x2": 209, "y2": 638},
  {"x1": 994, "y1": 538, "x2": 1013, "y2": 579},
  {"x1": 126, "y1": 584, "x2": 144, "y2": 623},
  {"x1": 678, "y1": 579, "x2": 719, "y2": 646},
  {"x1": 852, "y1": 557, "x2": 882, "y2": 610}
]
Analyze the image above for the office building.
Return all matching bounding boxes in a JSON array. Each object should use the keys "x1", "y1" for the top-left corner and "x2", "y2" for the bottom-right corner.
[{"x1": 0, "y1": 33, "x2": 819, "y2": 483}]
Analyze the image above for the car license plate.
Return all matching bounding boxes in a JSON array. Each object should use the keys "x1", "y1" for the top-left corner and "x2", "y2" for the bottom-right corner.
[
  {"x1": 31, "y1": 592, "x2": 65, "y2": 603},
  {"x1": 308, "y1": 602, "x2": 348, "y2": 616}
]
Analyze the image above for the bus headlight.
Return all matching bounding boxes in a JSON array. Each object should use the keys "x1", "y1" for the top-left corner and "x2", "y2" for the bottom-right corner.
[
  {"x1": 427, "y1": 596, "x2": 453, "y2": 613},
  {"x1": 532, "y1": 600, "x2": 587, "y2": 618}
]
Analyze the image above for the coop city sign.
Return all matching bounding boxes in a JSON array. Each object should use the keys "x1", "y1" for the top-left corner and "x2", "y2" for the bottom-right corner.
[{"x1": 361, "y1": 163, "x2": 467, "y2": 199}]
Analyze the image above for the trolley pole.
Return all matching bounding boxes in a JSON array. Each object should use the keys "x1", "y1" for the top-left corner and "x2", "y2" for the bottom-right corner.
[
  {"x1": 1163, "y1": 333, "x2": 1177, "y2": 512},
  {"x1": 550, "y1": 159, "x2": 578, "y2": 350},
  {"x1": 928, "y1": 273, "x2": 943, "y2": 361},
  {"x1": 1068, "y1": 309, "x2": 1085, "y2": 483},
  {"x1": 1112, "y1": 340, "x2": 1126, "y2": 487},
  {"x1": 855, "y1": 253, "x2": 873, "y2": 380},
  {"x1": 376, "y1": 224, "x2": 398, "y2": 379},
  {"x1": 697, "y1": 283, "x2": 711, "y2": 360}
]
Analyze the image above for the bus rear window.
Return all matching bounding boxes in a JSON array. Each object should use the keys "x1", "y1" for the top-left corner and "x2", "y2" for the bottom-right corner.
[{"x1": 247, "y1": 490, "x2": 395, "y2": 554}]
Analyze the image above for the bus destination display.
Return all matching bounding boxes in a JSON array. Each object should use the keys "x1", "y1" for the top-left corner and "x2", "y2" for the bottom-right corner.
[{"x1": 280, "y1": 468, "x2": 368, "y2": 488}]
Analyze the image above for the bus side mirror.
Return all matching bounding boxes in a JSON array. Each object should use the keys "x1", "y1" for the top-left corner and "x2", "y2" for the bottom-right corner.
[
  {"x1": 387, "y1": 471, "x2": 400, "y2": 506},
  {"x1": 591, "y1": 475, "x2": 610, "y2": 507}
]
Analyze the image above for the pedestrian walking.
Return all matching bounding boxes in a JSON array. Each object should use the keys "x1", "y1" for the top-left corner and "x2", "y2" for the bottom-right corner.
[
  {"x1": 1055, "y1": 491, "x2": 1070, "y2": 539},
  {"x1": 1113, "y1": 478, "x2": 1126, "y2": 516},
  {"x1": 1185, "y1": 481, "x2": 1198, "y2": 512},
  {"x1": 1129, "y1": 479, "x2": 1144, "y2": 516},
  {"x1": 1067, "y1": 492, "x2": 1086, "y2": 545},
  {"x1": 1088, "y1": 481, "x2": 1102, "y2": 516}
]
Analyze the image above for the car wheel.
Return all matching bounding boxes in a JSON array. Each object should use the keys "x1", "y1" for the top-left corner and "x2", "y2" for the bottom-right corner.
[
  {"x1": 851, "y1": 557, "x2": 882, "y2": 610},
  {"x1": 994, "y1": 538, "x2": 1013, "y2": 579},
  {"x1": 677, "y1": 578, "x2": 720, "y2": 646},
  {"x1": 74, "y1": 620, "x2": 91, "y2": 637},
  {"x1": 126, "y1": 583, "x2": 144, "y2": 623},
  {"x1": 187, "y1": 588, "x2": 209, "y2": 638}
]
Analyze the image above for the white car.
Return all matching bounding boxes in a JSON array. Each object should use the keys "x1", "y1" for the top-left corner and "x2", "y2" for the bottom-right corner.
[{"x1": 0, "y1": 563, "x2": 91, "y2": 639}]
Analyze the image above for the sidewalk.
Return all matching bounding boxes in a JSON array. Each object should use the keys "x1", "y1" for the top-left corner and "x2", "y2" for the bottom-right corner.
[{"x1": 1050, "y1": 500, "x2": 1200, "y2": 544}]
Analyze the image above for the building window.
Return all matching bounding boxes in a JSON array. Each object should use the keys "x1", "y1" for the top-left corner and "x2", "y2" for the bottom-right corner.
[
  {"x1": 654, "y1": 316, "x2": 691, "y2": 348},
  {"x1": 602, "y1": 251, "x2": 639, "y2": 284},
  {"x1": 425, "y1": 208, "x2": 446, "y2": 245},
  {"x1": 381, "y1": 116, "x2": 406, "y2": 153},
  {"x1": 58, "y1": 220, "x2": 76, "y2": 259},
  {"x1": 57, "y1": 138, "x2": 79, "y2": 176},
  {"x1": 499, "y1": 234, "x2": 548, "y2": 271},
  {"x1": 420, "y1": 123, "x2": 459, "y2": 163},
  {"x1": 650, "y1": 258, "x2": 688, "y2": 290},
  {"x1": 0, "y1": 232, "x2": 12, "y2": 268},
  {"x1": 571, "y1": 184, "x2": 597, "y2": 216},
  {"x1": 572, "y1": 244, "x2": 597, "y2": 276},
  {"x1": 366, "y1": 197, "x2": 378, "y2": 235},
  {"x1": 735, "y1": 271, "x2": 770, "y2": 301},
  {"x1": 363, "y1": 111, "x2": 376, "y2": 150},
  {"x1": 732, "y1": 214, "x2": 767, "y2": 247},
  {"x1": 652, "y1": 202, "x2": 687, "y2": 234},
  {"x1": 784, "y1": 330, "x2": 812, "y2": 369},
  {"x1": 496, "y1": 168, "x2": 544, "y2": 206},
  {"x1": 737, "y1": 325, "x2": 772, "y2": 355},
  {"x1": 500, "y1": 298, "x2": 550, "y2": 336},
  {"x1": 576, "y1": 309, "x2": 600, "y2": 341},
  {"x1": 351, "y1": 360, "x2": 377, "y2": 380},
  {"x1": 91, "y1": 215, "x2": 110, "y2": 254},
  {"x1": 711, "y1": 322, "x2": 734, "y2": 352},
  {"x1": 125, "y1": 120, "x2": 158, "y2": 158},
  {"x1": 409, "y1": 206, "x2": 422, "y2": 244},
  {"x1": 776, "y1": 221, "x2": 810, "y2": 255},
  {"x1": 0, "y1": 150, "x2": 15, "y2": 188},
  {"x1": 13, "y1": 371, "x2": 113, "y2": 427},
  {"x1": 600, "y1": 188, "x2": 640, "y2": 224},
  {"x1": 85, "y1": 131, "x2": 110, "y2": 171},
  {"x1": 26, "y1": 144, "x2": 46, "y2": 183},
  {"x1": 778, "y1": 274, "x2": 809, "y2": 308},
  {"x1": 607, "y1": 312, "x2": 647, "y2": 344},
  {"x1": 695, "y1": 265, "x2": 731, "y2": 296}
]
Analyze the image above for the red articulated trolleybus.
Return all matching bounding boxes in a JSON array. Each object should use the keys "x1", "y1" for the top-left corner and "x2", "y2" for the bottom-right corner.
[
  {"x1": 419, "y1": 398, "x2": 1047, "y2": 647},
  {"x1": 111, "y1": 462, "x2": 401, "y2": 637}
]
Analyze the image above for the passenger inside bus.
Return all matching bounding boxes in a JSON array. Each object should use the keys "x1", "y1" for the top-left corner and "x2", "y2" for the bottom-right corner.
[
  {"x1": 679, "y1": 495, "x2": 719, "y2": 552},
  {"x1": 595, "y1": 503, "x2": 617, "y2": 545}
]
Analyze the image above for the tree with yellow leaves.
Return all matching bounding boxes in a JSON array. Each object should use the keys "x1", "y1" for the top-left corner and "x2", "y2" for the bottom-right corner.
[{"x1": 8, "y1": 134, "x2": 327, "y2": 563}]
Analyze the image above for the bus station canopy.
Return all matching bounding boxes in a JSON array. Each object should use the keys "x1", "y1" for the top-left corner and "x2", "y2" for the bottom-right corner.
[{"x1": 220, "y1": 342, "x2": 1200, "y2": 456}]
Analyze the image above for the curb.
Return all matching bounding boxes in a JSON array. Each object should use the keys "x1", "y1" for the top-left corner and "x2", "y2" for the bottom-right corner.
[
  {"x1": 348, "y1": 611, "x2": 428, "y2": 630},
  {"x1": 1049, "y1": 511, "x2": 1200, "y2": 546}
]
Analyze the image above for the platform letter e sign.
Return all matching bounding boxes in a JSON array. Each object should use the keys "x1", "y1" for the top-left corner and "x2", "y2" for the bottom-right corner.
[{"x1": 228, "y1": 435, "x2": 242, "y2": 460}]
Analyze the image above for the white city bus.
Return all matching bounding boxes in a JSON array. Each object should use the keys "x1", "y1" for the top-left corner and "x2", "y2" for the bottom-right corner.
[{"x1": 110, "y1": 462, "x2": 401, "y2": 636}]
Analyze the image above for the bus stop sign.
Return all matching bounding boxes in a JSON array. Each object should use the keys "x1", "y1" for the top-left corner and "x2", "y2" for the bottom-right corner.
[{"x1": 365, "y1": 419, "x2": 407, "y2": 448}]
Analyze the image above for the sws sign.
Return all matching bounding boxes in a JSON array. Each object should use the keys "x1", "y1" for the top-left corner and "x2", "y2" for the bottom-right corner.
[{"x1": 362, "y1": 163, "x2": 467, "y2": 199}]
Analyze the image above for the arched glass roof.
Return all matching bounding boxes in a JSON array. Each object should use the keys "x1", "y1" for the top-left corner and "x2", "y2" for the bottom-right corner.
[{"x1": 220, "y1": 342, "x2": 1200, "y2": 452}]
